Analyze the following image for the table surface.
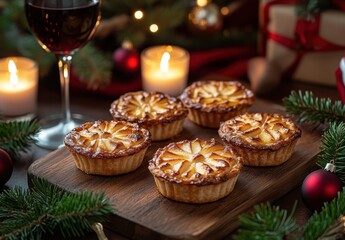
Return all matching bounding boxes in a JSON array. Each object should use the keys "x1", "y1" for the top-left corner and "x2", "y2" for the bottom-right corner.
[{"x1": 4, "y1": 74, "x2": 341, "y2": 239}]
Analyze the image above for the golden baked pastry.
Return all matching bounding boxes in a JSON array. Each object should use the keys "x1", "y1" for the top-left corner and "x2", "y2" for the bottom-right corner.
[
  {"x1": 110, "y1": 91, "x2": 188, "y2": 141},
  {"x1": 148, "y1": 138, "x2": 242, "y2": 203},
  {"x1": 64, "y1": 120, "x2": 151, "y2": 175},
  {"x1": 180, "y1": 80, "x2": 254, "y2": 128},
  {"x1": 219, "y1": 113, "x2": 301, "y2": 166}
]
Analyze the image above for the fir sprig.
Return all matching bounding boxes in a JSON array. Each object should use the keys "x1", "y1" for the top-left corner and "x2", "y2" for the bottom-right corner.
[
  {"x1": 317, "y1": 215, "x2": 345, "y2": 240},
  {"x1": 72, "y1": 44, "x2": 113, "y2": 88},
  {"x1": 0, "y1": 119, "x2": 40, "y2": 159},
  {"x1": 282, "y1": 91, "x2": 345, "y2": 124},
  {"x1": 301, "y1": 188, "x2": 345, "y2": 240},
  {"x1": 317, "y1": 122, "x2": 345, "y2": 184},
  {"x1": 0, "y1": 177, "x2": 113, "y2": 240},
  {"x1": 234, "y1": 202, "x2": 298, "y2": 240},
  {"x1": 298, "y1": 0, "x2": 335, "y2": 18},
  {"x1": 235, "y1": 190, "x2": 345, "y2": 240}
]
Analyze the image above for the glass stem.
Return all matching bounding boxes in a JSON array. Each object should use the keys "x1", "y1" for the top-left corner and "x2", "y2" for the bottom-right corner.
[{"x1": 57, "y1": 55, "x2": 72, "y2": 125}]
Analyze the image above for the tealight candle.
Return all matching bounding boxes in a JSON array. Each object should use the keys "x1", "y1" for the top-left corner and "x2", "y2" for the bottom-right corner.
[
  {"x1": 141, "y1": 45, "x2": 190, "y2": 96},
  {"x1": 0, "y1": 57, "x2": 38, "y2": 116}
]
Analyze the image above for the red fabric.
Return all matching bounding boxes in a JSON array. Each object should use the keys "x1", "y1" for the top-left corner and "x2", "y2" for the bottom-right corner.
[
  {"x1": 332, "y1": 0, "x2": 345, "y2": 11},
  {"x1": 336, "y1": 59, "x2": 345, "y2": 104},
  {"x1": 216, "y1": 59, "x2": 250, "y2": 78},
  {"x1": 70, "y1": 46, "x2": 257, "y2": 97},
  {"x1": 70, "y1": 71, "x2": 142, "y2": 97},
  {"x1": 189, "y1": 46, "x2": 256, "y2": 72}
]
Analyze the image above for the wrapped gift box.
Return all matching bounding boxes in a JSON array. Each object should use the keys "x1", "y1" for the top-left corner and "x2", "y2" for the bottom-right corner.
[
  {"x1": 260, "y1": 0, "x2": 345, "y2": 86},
  {"x1": 336, "y1": 57, "x2": 345, "y2": 103}
]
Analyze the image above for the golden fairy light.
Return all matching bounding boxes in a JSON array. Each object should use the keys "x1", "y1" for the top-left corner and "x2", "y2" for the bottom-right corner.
[
  {"x1": 134, "y1": 10, "x2": 144, "y2": 20},
  {"x1": 221, "y1": 6, "x2": 230, "y2": 15},
  {"x1": 150, "y1": 24, "x2": 159, "y2": 33},
  {"x1": 197, "y1": 0, "x2": 208, "y2": 7}
]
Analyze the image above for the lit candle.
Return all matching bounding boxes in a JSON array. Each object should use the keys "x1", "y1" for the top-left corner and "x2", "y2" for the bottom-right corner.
[
  {"x1": 0, "y1": 57, "x2": 38, "y2": 116},
  {"x1": 141, "y1": 45, "x2": 190, "y2": 96}
]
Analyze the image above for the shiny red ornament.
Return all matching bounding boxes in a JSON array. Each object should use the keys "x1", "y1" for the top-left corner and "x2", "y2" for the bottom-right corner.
[
  {"x1": 0, "y1": 148, "x2": 13, "y2": 187},
  {"x1": 301, "y1": 163, "x2": 343, "y2": 212},
  {"x1": 113, "y1": 41, "x2": 139, "y2": 76}
]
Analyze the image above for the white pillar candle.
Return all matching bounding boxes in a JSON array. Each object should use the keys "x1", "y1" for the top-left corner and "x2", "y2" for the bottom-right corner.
[
  {"x1": 141, "y1": 45, "x2": 189, "y2": 96},
  {"x1": 0, "y1": 57, "x2": 38, "y2": 116}
]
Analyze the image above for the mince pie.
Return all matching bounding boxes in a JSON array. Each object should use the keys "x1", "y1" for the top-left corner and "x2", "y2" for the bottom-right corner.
[
  {"x1": 110, "y1": 91, "x2": 188, "y2": 141},
  {"x1": 148, "y1": 138, "x2": 242, "y2": 203},
  {"x1": 180, "y1": 80, "x2": 254, "y2": 128},
  {"x1": 64, "y1": 120, "x2": 151, "y2": 175},
  {"x1": 219, "y1": 113, "x2": 301, "y2": 166}
]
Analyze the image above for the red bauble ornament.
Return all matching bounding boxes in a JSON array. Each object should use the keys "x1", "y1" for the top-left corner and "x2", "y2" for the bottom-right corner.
[
  {"x1": 302, "y1": 162, "x2": 343, "y2": 212},
  {"x1": 0, "y1": 148, "x2": 13, "y2": 187},
  {"x1": 113, "y1": 41, "x2": 139, "y2": 76}
]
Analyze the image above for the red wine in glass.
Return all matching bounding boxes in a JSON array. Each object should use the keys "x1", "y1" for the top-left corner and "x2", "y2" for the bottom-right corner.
[
  {"x1": 25, "y1": 1, "x2": 100, "y2": 55},
  {"x1": 25, "y1": 0, "x2": 101, "y2": 150}
]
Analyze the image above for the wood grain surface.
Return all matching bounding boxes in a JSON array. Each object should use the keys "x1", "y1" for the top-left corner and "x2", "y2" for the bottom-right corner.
[{"x1": 28, "y1": 99, "x2": 322, "y2": 240}]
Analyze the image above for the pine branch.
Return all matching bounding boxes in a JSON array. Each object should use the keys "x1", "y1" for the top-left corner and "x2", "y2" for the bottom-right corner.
[
  {"x1": 234, "y1": 202, "x2": 298, "y2": 240},
  {"x1": 317, "y1": 122, "x2": 345, "y2": 184},
  {"x1": 73, "y1": 44, "x2": 113, "y2": 88},
  {"x1": 301, "y1": 188, "x2": 345, "y2": 240},
  {"x1": 0, "y1": 177, "x2": 113, "y2": 240},
  {"x1": 317, "y1": 216, "x2": 345, "y2": 240},
  {"x1": 0, "y1": 119, "x2": 40, "y2": 159},
  {"x1": 297, "y1": 0, "x2": 335, "y2": 18},
  {"x1": 282, "y1": 91, "x2": 345, "y2": 124}
]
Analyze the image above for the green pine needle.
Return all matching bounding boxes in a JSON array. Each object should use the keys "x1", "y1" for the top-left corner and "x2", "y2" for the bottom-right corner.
[
  {"x1": 0, "y1": 177, "x2": 113, "y2": 240},
  {"x1": 283, "y1": 91, "x2": 345, "y2": 124},
  {"x1": 234, "y1": 190, "x2": 345, "y2": 240},
  {"x1": 72, "y1": 44, "x2": 112, "y2": 88},
  {"x1": 301, "y1": 188, "x2": 345, "y2": 240},
  {"x1": 317, "y1": 122, "x2": 345, "y2": 184},
  {"x1": 298, "y1": 0, "x2": 335, "y2": 18},
  {"x1": 0, "y1": 119, "x2": 40, "y2": 159},
  {"x1": 317, "y1": 216, "x2": 345, "y2": 240},
  {"x1": 234, "y1": 202, "x2": 298, "y2": 240}
]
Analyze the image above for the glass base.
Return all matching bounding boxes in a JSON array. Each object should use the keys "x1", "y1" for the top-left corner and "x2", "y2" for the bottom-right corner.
[
  {"x1": 35, "y1": 114, "x2": 94, "y2": 150},
  {"x1": 2, "y1": 113, "x2": 36, "y2": 122}
]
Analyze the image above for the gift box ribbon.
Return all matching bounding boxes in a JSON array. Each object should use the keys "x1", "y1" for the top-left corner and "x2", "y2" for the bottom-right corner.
[
  {"x1": 263, "y1": 0, "x2": 345, "y2": 78},
  {"x1": 261, "y1": 0, "x2": 304, "y2": 53},
  {"x1": 336, "y1": 58, "x2": 345, "y2": 104}
]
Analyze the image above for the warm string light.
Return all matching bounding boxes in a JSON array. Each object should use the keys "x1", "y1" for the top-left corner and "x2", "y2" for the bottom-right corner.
[
  {"x1": 134, "y1": 10, "x2": 143, "y2": 20},
  {"x1": 220, "y1": 6, "x2": 230, "y2": 15},
  {"x1": 150, "y1": 24, "x2": 159, "y2": 33},
  {"x1": 133, "y1": 10, "x2": 159, "y2": 33},
  {"x1": 197, "y1": 0, "x2": 208, "y2": 7}
]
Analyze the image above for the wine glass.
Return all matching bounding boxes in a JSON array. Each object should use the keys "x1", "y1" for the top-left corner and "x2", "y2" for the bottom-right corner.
[{"x1": 25, "y1": 0, "x2": 101, "y2": 149}]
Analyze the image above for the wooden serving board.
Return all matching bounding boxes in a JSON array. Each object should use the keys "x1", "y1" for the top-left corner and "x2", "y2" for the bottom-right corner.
[{"x1": 28, "y1": 99, "x2": 322, "y2": 240}]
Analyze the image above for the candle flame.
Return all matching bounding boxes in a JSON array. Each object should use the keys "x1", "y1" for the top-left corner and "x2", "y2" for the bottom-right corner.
[
  {"x1": 8, "y1": 60, "x2": 18, "y2": 87},
  {"x1": 160, "y1": 52, "x2": 170, "y2": 73}
]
